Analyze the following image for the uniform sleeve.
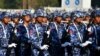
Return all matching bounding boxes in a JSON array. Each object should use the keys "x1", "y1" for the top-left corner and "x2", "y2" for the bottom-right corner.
[
  {"x1": 28, "y1": 26, "x2": 42, "y2": 50},
  {"x1": 68, "y1": 26, "x2": 80, "y2": 46},
  {"x1": 0, "y1": 25, "x2": 3, "y2": 38}
]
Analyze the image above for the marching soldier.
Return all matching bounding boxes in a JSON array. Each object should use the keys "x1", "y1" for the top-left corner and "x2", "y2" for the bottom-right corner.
[
  {"x1": 17, "y1": 10, "x2": 32, "y2": 56},
  {"x1": 83, "y1": 12, "x2": 92, "y2": 28},
  {"x1": 81, "y1": 12, "x2": 93, "y2": 56},
  {"x1": 62, "y1": 12, "x2": 72, "y2": 56},
  {"x1": 88, "y1": 10, "x2": 100, "y2": 56},
  {"x1": 42, "y1": 11, "x2": 51, "y2": 56},
  {"x1": 30, "y1": 9, "x2": 49, "y2": 56},
  {"x1": 12, "y1": 13, "x2": 21, "y2": 56},
  {"x1": 68, "y1": 11, "x2": 92, "y2": 56},
  {"x1": 0, "y1": 12, "x2": 16, "y2": 56},
  {"x1": 49, "y1": 10, "x2": 67, "y2": 56}
]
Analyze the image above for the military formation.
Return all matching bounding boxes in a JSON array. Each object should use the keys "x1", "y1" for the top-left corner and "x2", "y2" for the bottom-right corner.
[{"x1": 0, "y1": 8, "x2": 100, "y2": 56}]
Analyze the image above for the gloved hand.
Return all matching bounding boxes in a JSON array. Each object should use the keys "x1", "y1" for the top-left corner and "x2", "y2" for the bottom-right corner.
[
  {"x1": 8, "y1": 44, "x2": 13, "y2": 48},
  {"x1": 40, "y1": 45, "x2": 49, "y2": 50},
  {"x1": 11, "y1": 43, "x2": 17, "y2": 47},
  {"x1": 80, "y1": 41, "x2": 92, "y2": 47},
  {"x1": 8, "y1": 43, "x2": 17, "y2": 48},
  {"x1": 47, "y1": 30, "x2": 50, "y2": 35},
  {"x1": 61, "y1": 42, "x2": 71, "y2": 47},
  {"x1": 87, "y1": 27, "x2": 92, "y2": 32}
]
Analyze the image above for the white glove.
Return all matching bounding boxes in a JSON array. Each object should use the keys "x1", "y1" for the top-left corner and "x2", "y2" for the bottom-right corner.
[
  {"x1": 47, "y1": 30, "x2": 50, "y2": 35},
  {"x1": 40, "y1": 45, "x2": 49, "y2": 50},
  {"x1": 80, "y1": 41, "x2": 92, "y2": 47},
  {"x1": 11, "y1": 43, "x2": 17, "y2": 47},
  {"x1": 62, "y1": 42, "x2": 71, "y2": 47},
  {"x1": 85, "y1": 41, "x2": 92, "y2": 44},
  {"x1": 8, "y1": 43, "x2": 17, "y2": 48},
  {"x1": 88, "y1": 27, "x2": 92, "y2": 32},
  {"x1": 46, "y1": 30, "x2": 50, "y2": 38},
  {"x1": 8, "y1": 44, "x2": 13, "y2": 48}
]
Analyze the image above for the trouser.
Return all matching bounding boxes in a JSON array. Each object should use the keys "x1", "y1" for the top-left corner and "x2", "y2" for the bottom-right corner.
[
  {"x1": 6, "y1": 48, "x2": 16, "y2": 56},
  {"x1": 32, "y1": 48, "x2": 50, "y2": 56},
  {"x1": 49, "y1": 45, "x2": 64, "y2": 56},
  {"x1": 72, "y1": 47, "x2": 81, "y2": 56},
  {"x1": 0, "y1": 48, "x2": 7, "y2": 56},
  {"x1": 95, "y1": 50, "x2": 100, "y2": 56},
  {"x1": 65, "y1": 46, "x2": 73, "y2": 56},
  {"x1": 0, "y1": 47, "x2": 16, "y2": 56},
  {"x1": 72, "y1": 46, "x2": 91, "y2": 56},
  {"x1": 89, "y1": 46, "x2": 100, "y2": 56},
  {"x1": 19, "y1": 43, "x2": 31, "y2": 56},
  {"x1": 15, "y1": 43, "x2": 20, "y2": 56}
]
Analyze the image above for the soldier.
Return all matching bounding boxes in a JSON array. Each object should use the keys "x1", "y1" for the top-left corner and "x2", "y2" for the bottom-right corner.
[
  {"x1": 62, "y1": 12, "x2": 71, "y2": 36},
  {"x1": 88, "y1": 10, "x2": 100, "y2": 56},
  {"x1": 42, "y1": 10, "x2": 51, "y2": 56},
  {"x1": 17, "y1": 10, "x2": 32, "y2": 56},
  {"x1": 12, "y1": 13, "x2": 21, "y2": 56},
  {"x1": 0, "y1": 11, "x2": 16, "y2": 56},
  {"x1": 49, "y1": 10, "x2": 67, "y2": 56},
  {"x1": 30, "y1": 9, "x2": 49, "y2": 56},
  {"x1": 62, "y1": 12, "x2": 72, "y2": 56},
  {"x1": 68, "y1": 11, "x2": 92, "y2": 56}
]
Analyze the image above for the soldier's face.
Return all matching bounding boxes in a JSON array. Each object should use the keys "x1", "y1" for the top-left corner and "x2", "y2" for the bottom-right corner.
[
  {"x1": 8, "y1": 18, "x2": 11, "y2": 22},
  {"x1": 32, "y1": 18, "x2": 35, "y2": 23},
  {"x1": 65, "y1": 17, "x2": 71, "y2": 23},
  {"x1": 24, "y1": 15, "x2": 31, "y2": 22},
  {"x1": 85, "y1": 16, "x2": 91, "y2": 22},
  {"x1": 75, "y1": 17, "x2": 83, "y2": 23},
  {"x1": 94, "y1": 16, "x2": 100, "y2": 24},
  {"x1": 3, "y1": 17, "x2": 10, "y2": 24},
  {"x1": 43, "y1": 17, "x2": 48, "y2": 23},
  {"x1": 13, "y1": 18, "x2": 19, "y2": 24},
  {"x1": 55, "y1": 16, "x2": 62, "y2": 23},
  {"x1": 36, "y1": 17, "x2": 43, "y2": 23}
]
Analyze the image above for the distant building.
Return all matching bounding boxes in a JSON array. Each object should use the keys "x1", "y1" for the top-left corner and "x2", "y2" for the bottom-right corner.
[{"x1": 61, "y1": 0, "x2": 91, "y2": 11}]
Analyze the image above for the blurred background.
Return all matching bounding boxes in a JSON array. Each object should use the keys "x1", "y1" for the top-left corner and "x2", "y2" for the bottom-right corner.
[{"x1": 0, "y1": 0, "x2": 99, "y2": 9}]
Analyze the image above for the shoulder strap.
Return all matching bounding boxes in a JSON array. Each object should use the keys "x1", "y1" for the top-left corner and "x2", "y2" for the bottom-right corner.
[
  {"x1": 73, "y1": 23, "x2": 82, "y2": 42},
  {"x1": 35, "y1": 24, "x2": 39, "y2": 38},
  {"x1": 54, "y1": 22, "x2": 58, "y2": 33}
]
